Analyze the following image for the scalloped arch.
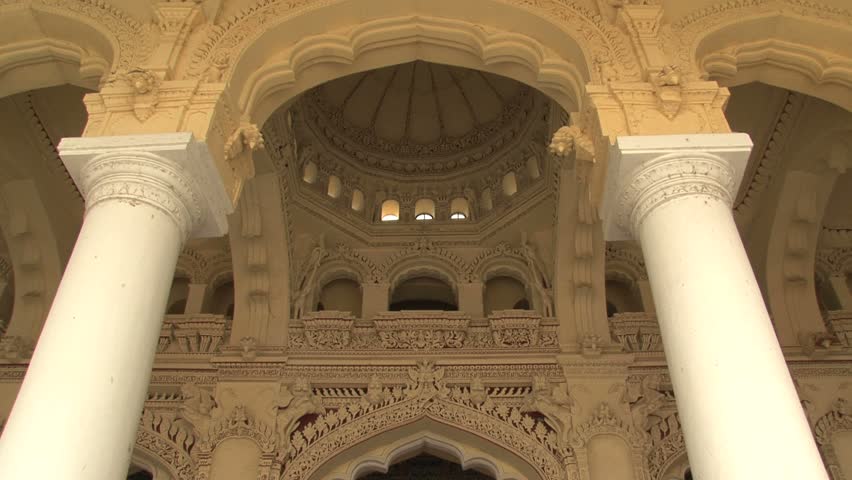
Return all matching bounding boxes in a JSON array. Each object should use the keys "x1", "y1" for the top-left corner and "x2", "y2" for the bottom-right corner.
[
  {"x1": 682, "y1": 3, "x2": 852, "y2": 111},
  {"x1": 386, "y1": 257, "x2": 461, "y2": 294},
  {"x1": 0, "y1": 1, "x2": 149, "y2": 98},
  {"x1": 186, "y1": 0, "x2": 640, "y2": 123}
]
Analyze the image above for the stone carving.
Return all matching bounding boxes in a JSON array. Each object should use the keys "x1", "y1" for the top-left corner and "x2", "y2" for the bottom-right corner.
[
  {"x1": 365, "y1": 376, "x2": 386, "y2": 406},
  {"x1": 827, "y1": 310, "x2": 852, "y2": 347},
  {"x1": 814, "y1": 398, "x2": 852, "y2": 480},
  {"x1": 522, "y1": 376, "x2": 578, "y2": 448},
  {"x1": 647, "y1": 412, "x2": 685, "y2": 480},
  {"x1": 177, "y1": 383, "x2": 217, "y2": 443},
  {"x1": 137, "y1": 409, "x2": 197, "y2": 480},
  {"x1": 239, "y1": 336, "x2": 257, "y2": 360},
  {"x1": 275, "y1": 378, "x2": 325, "y2": 461},
  {"x1": 0, "y1": 336, "x2": 34, "y2": 362},
  {"x1": 224, "y1": 122, "x2": 264, "y2": 180},
  {"x1": 548, "y1": 124, "x2": 595, "y2": 163}
]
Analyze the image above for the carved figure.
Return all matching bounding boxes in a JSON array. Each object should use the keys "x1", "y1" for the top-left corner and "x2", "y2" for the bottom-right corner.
[
  {"x1": 405, "y1": 360, "x2": 449, "y2": 403},
  {"x1": 652, "y1": 65, "x2": 682, "y2": 87},
  {"x1": 365, "y1": 375, "x2": 386, "y2": 405},
  {"x1": 469, "y1": 376, "x2": 488, "y2": 406},
  {"x1": 176, "y1": 383, "x2": 217, "y2": 441},
  {"x1": 522, "y1": 376, "x2": 577, "y2": 447},
  {"x1": 624, "y1": 374, "x2": 666, "y2": 432},
  {"x1": 292, "y1": 236, "x2": 326, "y2": 319},
  {"x1": 276, "y1": 378, "x2": 325, "y2": 460}
]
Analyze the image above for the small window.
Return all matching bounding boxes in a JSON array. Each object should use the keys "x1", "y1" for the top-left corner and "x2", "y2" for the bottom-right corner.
[
  {"x1": 502, "y1": 172, "x2": 518, "y2": 196},
  {"x1": 481, "y1": 188, "x2": 493, "y2": 211},
  {"x1": 381, "y1": 199, "x2": 400, "y2": 221},
  {"x1": 526, "y1": 156, "x2": 541, "y2": 179},
  {"x1": 414, "y1": 198, "x2": 435, "y2": 221},
  {"x1": 351, "y1": 189, "x2": 365, "y2": 211},
  {"x1": 302, "y1": 161, "x2": 318, "y2": 183},
  {"x1": 327, "y1": 175, "x2": 342, "y2": 198},
  {"x1": 449, "y1": 197, "x2": 469, "y2": 220}
]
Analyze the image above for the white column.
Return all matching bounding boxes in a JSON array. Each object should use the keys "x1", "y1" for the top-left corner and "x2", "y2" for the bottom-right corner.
[
  {"x1": 0, "y1": 133, "x2": 230, "y2": 479},
  {"x1": 603, "y1": 134, "x2": 828, "y2": 480}
]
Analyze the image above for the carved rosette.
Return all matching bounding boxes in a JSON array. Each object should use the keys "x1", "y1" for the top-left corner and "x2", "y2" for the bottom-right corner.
[{"x1": 617, "y1": 152, "x2": 736, "y2": 237}]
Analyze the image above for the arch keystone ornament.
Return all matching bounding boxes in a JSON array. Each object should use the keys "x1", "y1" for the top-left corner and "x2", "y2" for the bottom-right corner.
[
  {"x1": 0, "y1": 133, "x2": 232, "y2": 480},
  {"x1": 601, "y1": 133, "x2": 828, "y2": 480}
]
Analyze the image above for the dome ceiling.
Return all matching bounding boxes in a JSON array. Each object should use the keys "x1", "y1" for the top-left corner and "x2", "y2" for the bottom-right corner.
[{"x1": 294, "y1": 61, "x2": 545, "y2": 178}]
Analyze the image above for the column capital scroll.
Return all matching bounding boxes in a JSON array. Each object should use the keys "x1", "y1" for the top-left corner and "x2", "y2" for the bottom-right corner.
[{"x1": 602, "y1": 133, "x2": 753, "y2": 241}]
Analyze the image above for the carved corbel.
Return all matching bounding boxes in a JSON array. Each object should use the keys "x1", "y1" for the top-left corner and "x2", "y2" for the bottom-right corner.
[
  {"x1": 224, "y1": 122, "x2": 264, "y2": 197},
  {"x1": 119, "y1": 69, "x2": 161, "y2": 122},
  {"x1": 151, "y1": 1, "x2": 207, "y2": 78},
  {"x1": 649, "y1": 65, "x2": 684, "y2": 119}
]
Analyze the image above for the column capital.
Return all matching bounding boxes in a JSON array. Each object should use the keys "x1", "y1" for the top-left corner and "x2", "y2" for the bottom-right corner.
[
  {"x1": 602, "y1": 133, "x2": 753, "y2": 241},
  {"x1": 58, "y1": 133, "x2": 232, "y2": 240}
]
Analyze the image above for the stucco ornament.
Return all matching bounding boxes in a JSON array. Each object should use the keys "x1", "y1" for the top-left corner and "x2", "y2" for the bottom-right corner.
[
  {"x1": 177, "y1": 383, "x2": 217, "y2": 442},
  {"x1": 224, "y1": 122, "x2": 264, "y2": 183},
  {"x1": 549, "y1": 125, "x2": 595, "y2": 163},
  {"x1": 119, "y1": 69, "x2": 160, "y2": 122},
  {"x1": 623, "y1": 374, "x2": 667, "y2": 432},
  {"x1": 522, "y1": 375, "x2": 578, "y2": 449},
  {"x1": 365, "y1": 376, "x2": 386, "y2": 405}
]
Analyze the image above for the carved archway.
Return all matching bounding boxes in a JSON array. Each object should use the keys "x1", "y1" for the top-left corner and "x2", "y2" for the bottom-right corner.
[
  {"x1": 571, "y1": 403, "x2": 650, "y2": 480},
  {"x1": 314, "y1": 420, "x2": 534, "y2": 480}
]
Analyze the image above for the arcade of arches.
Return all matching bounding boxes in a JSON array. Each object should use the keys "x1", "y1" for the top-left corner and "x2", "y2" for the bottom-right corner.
[{"x1": 0, "y1": 1, "x2": 851, "y2": 479}]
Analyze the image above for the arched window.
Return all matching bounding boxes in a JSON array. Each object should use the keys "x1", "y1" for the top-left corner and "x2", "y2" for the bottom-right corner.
[
  {"x1": 481, "y1": 187, "x2": 493, "y2": 211},
  {"x1": 127, "y1": 466, "x2": 153, "y2": 480},
  {"x1": 605, "y1": 278, "x2": 643, "y2": 315},
  {"x1": 484, "y1": 276, "x2": 529, "y2": 315},
  {"x1": 449, "y1": 197, "x2": 469, "y2": 220},
  {"x1": 166, "y1": 277, "x2": 190, "y2": 314},
  {"x1": 381, "y1": 199, "x2": 400, "y2": 221},
  {"x1": 318, "y1": 278, "x2": 362, "y2": 317},
  {"x1": 414, "y1": 198, "x2": 435, "y2": 220},
  {"x1": 502, "y1": 172, "x2": 517, "y2": 196},
  {"x1": 526, "y1": 156, "x2": 541, "y2": 179},
  {"x1": 390, "y1": 277, "x2": 457, "y2": 311},
  {"x1": 327, "y1": 175, "x2": 342, "y2": 198},
  {"x1": 302, "y1": 161, "x2": 318, "y2": 184},
  {"x1": 209, "y1": 281, "x2": 234, "y2": 316},
  {"x1": 351, "y1": 189, "x2": 365, "y2": 212}
]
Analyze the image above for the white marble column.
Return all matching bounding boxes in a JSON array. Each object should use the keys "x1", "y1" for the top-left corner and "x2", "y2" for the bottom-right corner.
[
  {"x1": 603, "y1": 134, "x2": 828, "y2": 480},
  {"x1": 0, "y1": 133, "x2": 230, "y2": 479}
]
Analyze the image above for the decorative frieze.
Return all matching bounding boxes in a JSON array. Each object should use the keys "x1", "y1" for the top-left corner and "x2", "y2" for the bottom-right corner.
[
  {"x1": 827, "y1": 311, "x2": 852, "y2": 346},
  {"x1": 288, "y1": 310, "x2": 558, "y2": 352}
]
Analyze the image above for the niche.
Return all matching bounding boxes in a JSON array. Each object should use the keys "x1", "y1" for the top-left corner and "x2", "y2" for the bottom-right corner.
[
  {"x1": 318, "y1": 278, "x2": 363, "y2": 317},
  {"x1": 483, "y1": 276, "x2": 529, "y2": 314},
  {"x1": 390, "y1": 276, "x2": 457, "y2": 311}
]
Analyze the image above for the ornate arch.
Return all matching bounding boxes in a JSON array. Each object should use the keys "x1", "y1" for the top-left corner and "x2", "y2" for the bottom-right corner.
[
  {"x1": 322, "y1": 425, "x2": 531, "y2": 480},
  {"x1": 386, "y1": 258, "x2": 460, "y2": 296},
  {"x1": 135, "y1": 409, "x2": 198, "y2": 480},
  {"x1": 279, "y1": 363, "x2": 573, "y2": 480},
  {"x1": 672, "y1": 0, "x2": 852, "y2": 111},
  {"x1": 605, "y1": 243, "x2": 647, "y2": 285},
  {"x1": 382, "y1": 240, "x2": 471, "y2": 288},
  {"x1": 815, "y1": 398, "x2": 852, "y2": 480},
  {"x1": 185, "y1": 0, "x2": 643, "y2": 123}
]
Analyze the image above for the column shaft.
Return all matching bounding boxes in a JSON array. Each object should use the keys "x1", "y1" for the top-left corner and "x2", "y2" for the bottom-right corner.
[
  {"x1": 0, "y1": 201, "x2": 181, "y2": 479},
  {"x1": 639, "y1": 193, "x2": 826, "y2": 480}
]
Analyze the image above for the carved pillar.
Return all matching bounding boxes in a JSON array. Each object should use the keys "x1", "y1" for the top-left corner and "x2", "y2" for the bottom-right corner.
[
  {"x1": 602, "y1": 134, "x2": 828, "y2": 480},
  {"x1": 185, "y1": 282, "x2": 209, "y2": 314},
  {"x1": 458, "y1": 281, "x2": 484, "y2": 318},
  {"x1": 362, "y1": 283, "x2": 389, "y2": 320},
  {"x1": 0, "y1": 133, "x2": 230, "y2": 480}
]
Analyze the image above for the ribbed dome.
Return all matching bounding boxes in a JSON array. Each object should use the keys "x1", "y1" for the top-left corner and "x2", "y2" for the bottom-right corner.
[{"x1": 319, "y1": 61, "x2": 522, "y2": 144}]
